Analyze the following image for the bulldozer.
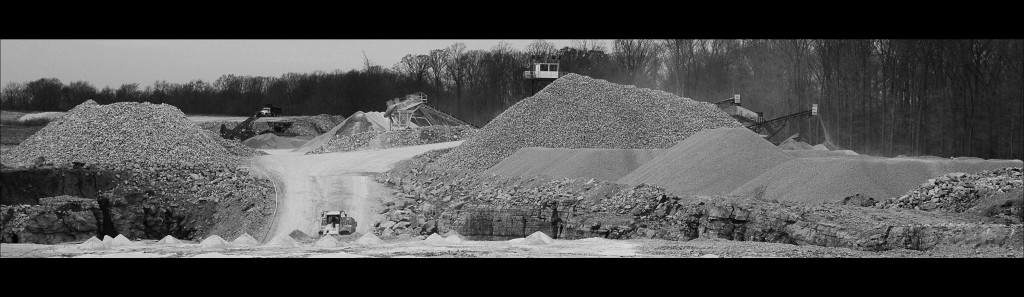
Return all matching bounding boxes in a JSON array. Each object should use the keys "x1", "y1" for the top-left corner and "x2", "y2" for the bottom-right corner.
[{"x1": 318, "y1": 211, "x2": 357, "y2": 236}]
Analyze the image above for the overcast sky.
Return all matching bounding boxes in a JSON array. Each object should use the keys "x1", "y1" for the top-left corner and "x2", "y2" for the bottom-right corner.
[{"x1": 1, "y1": 39, "x2": 595, "y2": 89}]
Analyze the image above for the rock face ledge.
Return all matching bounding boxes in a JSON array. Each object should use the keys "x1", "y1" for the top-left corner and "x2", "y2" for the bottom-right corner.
[{"x1": 437, "y1": 195, "x2": 1022, "y2": 252}]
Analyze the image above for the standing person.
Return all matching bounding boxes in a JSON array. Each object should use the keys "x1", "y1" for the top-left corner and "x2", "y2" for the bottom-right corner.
[{"x1": 550, "y1": 202, "x2": 563, "y2": 239}]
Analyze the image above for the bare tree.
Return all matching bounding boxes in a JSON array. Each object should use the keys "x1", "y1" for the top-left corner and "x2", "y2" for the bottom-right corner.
[
  {"x1": 613, "y1": 39, "x2": 661, "y2": 86},
  {"x1": 525, "y1": 40, "x2": 558, "y2": 57}
]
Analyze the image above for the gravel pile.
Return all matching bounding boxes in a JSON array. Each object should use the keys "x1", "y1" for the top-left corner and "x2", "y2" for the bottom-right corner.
[
  {"x1": 730, "y1": 156, "x2": 1023, "y2": 204},
  {"x1": 306, "y1": 114, "x2": 345, "y2": 133},
  {"x1": 355, "y1": 232, "x2": 384, "y2": 245},
  {"x1": 78, "y1": 236, "x2": 109, "y2": 250},
  {"x1": 877, "y1": 167, "x2": 1022, "y2": 212},
  {"x1": 310, "y1": 125, "x2": 475, "y2": 154},
  {"x1": 232, "y1": 233, "x2": 261, "y2": 246},
  {"x1": 202, "y1": 130, "x2": 268, "y2": 157},
  {"x1": 619, "y1": 128, "x2": 794, "y2": 196},
  {"x1": 521, "y1": 231, "x2": 554, "y2": 245},
  {"x1": 110, "y1": 234, "x2": 133, "y2": 247},
  {"x1": 200, "y1": 235, "x2": 231, "y2": 248},
  {"x1": 778, "y1": 134, "x2": 814, "y2": 150},
  {"x1": 157, "y1": 235, "x2": 181, "y2": 245},
  {"x1": 315, "y1": 235, "x2": 341, "y2": 247},
  {"x1": 434, "y1": 73, "x2": 743, "y2": 170},
  {"x1": 423, "y1": 233, "x2": 446, "y2": 245},
  {"x1": 265, "y1": 232, "x2": 299, "y2": 247},
  {"x1": 5, "y1": 100, "x2": 240, "y2": 167},
  {"x1": 242, "y1": 133, "x2": 308, "y2": 149},
  {"x1": 485, "y1": 147, "x2": 662, "y2": 181}
]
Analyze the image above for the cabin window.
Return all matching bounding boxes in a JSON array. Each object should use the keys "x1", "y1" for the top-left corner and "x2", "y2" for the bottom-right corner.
[
  {"x1": 540, "y1": 64, "x2": 548, "y2": 71},
  {"x1": 549, "y1": 64, "x2": 558, "y2": 72}
]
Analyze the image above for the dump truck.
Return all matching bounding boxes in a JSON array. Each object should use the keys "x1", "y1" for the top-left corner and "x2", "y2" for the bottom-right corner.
[{"x1": 318, "y1": 210, "x2": 357, "y2": 236}]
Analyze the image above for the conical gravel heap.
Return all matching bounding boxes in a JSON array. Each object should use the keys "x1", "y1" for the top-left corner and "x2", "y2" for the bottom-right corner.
[
  {"x1": 444, "y1": 234, "x2": 464, "y2": 244},
  {"x1": 232, "y1": 233, "x2": 260, "y2": 247},
  {"x1": 521, "y1": 231, "x2": 554, "y2": 245},
  {"x1": 435, "y1": 74, "x2": 743, "y2": 170},
  {"x1": 78, "y1": 236, "x2": 109, "y2": 250},
  {"x1": 315, "y1": 235, "x2": 341, "y2": 247},
  {"x1": 5, "y1": 100, "x2": 237, "y2": 167},
  {"x1": 423, "y1": 233, "x2": 446, "y2": 245},
  {"x1": 355, "y1": 232, "x2": 384, "y2": 245},
  {"x1": 618, "y1": 128, "x2": 794, "y2": 196},
  {"x1": 264, "y1": 232, "x2": 299, "y2": 247},
  {"x1": 200, "y1": 235, "x2": 232, "y2": 249},
  {"x1": 157, "y1": 235, "x2": 182, "y2": 245},
  {"x1": 109, "y1": 234, "x2": 133, "y2": 247}
]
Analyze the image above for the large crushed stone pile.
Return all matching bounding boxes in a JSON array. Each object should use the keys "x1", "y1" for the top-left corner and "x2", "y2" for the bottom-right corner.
[
  {"x1": 307, "y1": 114, "x2": 348, "y2": 134},
  {"x1": 878, "y1": 167, "x2": 1022, "y2": 212},
  {"x1": 5, "y1": 100, "x2": 240, "y2": 167},
  {"x1": 618, "y1": 128, "x2": 795, "y2": 196},
  {"x1": 730, "y1": 156, "x2": 1023, "y2": 203},
  {"x1": 485, "y1": 147, "x2": 662, "y2": 181},
  {"x1": 434, "y1": 73, "x2": 743, "y2": 170}
]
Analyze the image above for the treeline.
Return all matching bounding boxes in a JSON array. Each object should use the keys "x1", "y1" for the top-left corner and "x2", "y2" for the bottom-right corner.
[{"x1": 1, "y1": 39, "x2": 1021, "y2": 160}]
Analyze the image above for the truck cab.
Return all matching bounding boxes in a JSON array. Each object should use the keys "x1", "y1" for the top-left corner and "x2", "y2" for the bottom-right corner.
[{"x1": 319, "y1": 211, "x2": 357, "y2": 236}]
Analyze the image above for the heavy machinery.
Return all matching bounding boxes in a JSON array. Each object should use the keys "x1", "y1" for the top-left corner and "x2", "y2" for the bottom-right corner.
[
  {"x1": 318, "y1": 211, "x2": 357, "y2": 236},
  {"x1": 219, "y1": 104, "x2": 297, "y2": 141},
  {"x1": 746, "y1": 103, "x2": 818, "y2": 140}
]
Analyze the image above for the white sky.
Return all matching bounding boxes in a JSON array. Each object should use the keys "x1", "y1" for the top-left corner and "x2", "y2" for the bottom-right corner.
[{"x1": 1, "y1": 39, "x2": 601, "y2": 89}]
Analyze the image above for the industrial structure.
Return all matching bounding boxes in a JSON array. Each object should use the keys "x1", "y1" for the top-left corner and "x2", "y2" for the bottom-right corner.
[
  {"x1": 524, "y1": 55, "x2": 565, "y2": 95},
  {"x1": 383, "y1": 92, "x2": 472, "y2": 130}
]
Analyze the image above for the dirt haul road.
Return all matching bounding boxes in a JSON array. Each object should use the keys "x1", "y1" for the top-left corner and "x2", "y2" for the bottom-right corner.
[{"x1": 253, "y1": 141, "x2": 464, "y2": 240}]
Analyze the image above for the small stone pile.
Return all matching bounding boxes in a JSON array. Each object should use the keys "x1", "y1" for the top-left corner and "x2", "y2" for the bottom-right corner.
[
  {"x1": 201, "y1": 130, "x2": 267, "y2": 157},
  {"x1": 878, "y1": 167, "x2": 1023, "y2": 212},
  {"x1": 434, "y1": 73, "x2": 743, "y2": 170},
  {"x1": 232, "y1": 233, "x2": 260, "y2": 246},
  {"x1": 5, "y1": 100, "x2": 241, "y2": 167}
]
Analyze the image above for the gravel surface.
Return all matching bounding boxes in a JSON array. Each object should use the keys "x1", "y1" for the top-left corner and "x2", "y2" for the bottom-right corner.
[
  {"x1": 434, "y1": 73, "x2": 743, "y2": 170},
  {"x1": 4, "y1": 100, "x2": 240, "y2": 167},
  {"x1": 618, "y1": 128, "x2": 794, "y2": 196},
  {"x1": 730, "y1": 155, "x2": 1023, "y2": 203},
  {"x1": 485, "y1": 147, "x2": 662, "y2": 181},
  {"x1": 243, "y1": 133, "x2": 308, "y2": 149}
]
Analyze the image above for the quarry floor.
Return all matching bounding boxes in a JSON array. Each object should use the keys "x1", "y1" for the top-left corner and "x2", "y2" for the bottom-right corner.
[
  {"x1": 252, "y1": 141, "x2": 465, "y2": 241},
  {"x1": 3, "y1": 236, "x2": 1020, "y2": 258}
]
